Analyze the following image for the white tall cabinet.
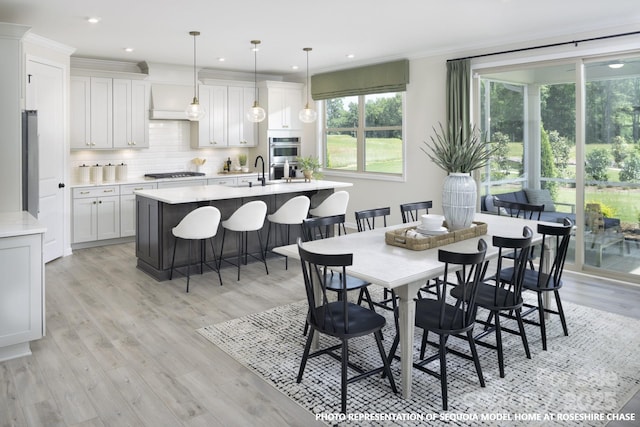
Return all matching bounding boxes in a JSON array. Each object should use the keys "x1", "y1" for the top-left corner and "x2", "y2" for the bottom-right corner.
[
  {"x1": 0, "y1": 212, "x2": 46, "y2": 362},
  {"x1": 259, "y1": 81, "x2": 304, "y2": 130}
]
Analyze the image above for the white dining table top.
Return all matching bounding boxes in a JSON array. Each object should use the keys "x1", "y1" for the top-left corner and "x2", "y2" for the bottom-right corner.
[{"x1": 274, "y1": 213, "x2": 550, "y2": 288}]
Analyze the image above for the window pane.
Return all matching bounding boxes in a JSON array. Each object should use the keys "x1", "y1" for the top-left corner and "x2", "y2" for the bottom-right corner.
[
  {"x1": 326, "y1": 96, "x2": 359, "y2": 128},
  {"x1": 364, "y1": 130, "x2": 402, "y2": 173},
  {"x1": 326, "y1": 131, "x2": 357, "y2": 171},
  {"x1": 365, "y1": 93, "x2": 402, "y2": 127}
]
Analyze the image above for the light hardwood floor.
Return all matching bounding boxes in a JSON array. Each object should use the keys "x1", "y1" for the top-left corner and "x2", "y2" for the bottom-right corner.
[{"x1": 1, "y1": 242, "x2": 638, "y2": 426}]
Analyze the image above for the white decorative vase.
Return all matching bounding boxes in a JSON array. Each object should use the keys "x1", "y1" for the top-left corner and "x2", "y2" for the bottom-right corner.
[{"x1": 442, "y1": 172, "x2": 477, "y2": 231}]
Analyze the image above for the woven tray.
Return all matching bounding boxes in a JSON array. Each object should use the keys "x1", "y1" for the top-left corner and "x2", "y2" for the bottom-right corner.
[{"x1": 385, "y1": 221, "x2": 488, "y2": 251}]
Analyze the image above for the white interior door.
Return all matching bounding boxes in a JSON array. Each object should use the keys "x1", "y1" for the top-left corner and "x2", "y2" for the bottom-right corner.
[{"x1": 26, "y1": 57, "x2": 66, "y2": 263}]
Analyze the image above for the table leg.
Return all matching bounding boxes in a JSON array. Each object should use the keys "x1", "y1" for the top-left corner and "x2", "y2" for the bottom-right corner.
[{"x1": 396, "y1": 281, "x2": 422, "y2": 399}]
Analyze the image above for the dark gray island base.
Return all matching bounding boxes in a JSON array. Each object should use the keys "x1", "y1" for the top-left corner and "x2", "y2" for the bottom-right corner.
[{"x1": 134, "y1": 183, "x2": 347, "y2": 281}]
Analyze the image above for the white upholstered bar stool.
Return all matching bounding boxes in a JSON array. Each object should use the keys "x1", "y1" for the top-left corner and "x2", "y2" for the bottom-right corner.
[
  {"x1": 308, "y1": 190, "x2": 349, "y2": 235},
  {"x1": 266, "y1": 195, "x2": 310, "y2": 269},
  {"x1": 169, "y1": 206, "x2": 223, "y2": 292},
  {"x1": 220, "y1": 200, "x2": 269, "y2": 281}
]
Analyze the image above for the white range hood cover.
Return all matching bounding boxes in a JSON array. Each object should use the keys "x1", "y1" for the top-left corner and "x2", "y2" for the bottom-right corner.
[{"x1": 149, "y1": 84, "x2": 193, "y2": 120}]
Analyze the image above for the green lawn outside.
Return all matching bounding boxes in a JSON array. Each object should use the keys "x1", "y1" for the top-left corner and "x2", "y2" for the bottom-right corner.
[{"x1": 326, "y1": 134, "x2": 403, "y2": 174}]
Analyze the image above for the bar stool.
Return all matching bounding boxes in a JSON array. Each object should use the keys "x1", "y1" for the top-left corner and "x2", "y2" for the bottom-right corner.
[
  {"x1": 169, "y1": 206, "x2": 223, "y2": 292},
  {"x1": 220, "y1": 200, "x2": 269, "y2": 281},
  {"x1": 308, "y1": 191, "x2": 349, "y2": 235},
  {"x1": 266, "y1": 195, "x2": 310, "y2": 269}
]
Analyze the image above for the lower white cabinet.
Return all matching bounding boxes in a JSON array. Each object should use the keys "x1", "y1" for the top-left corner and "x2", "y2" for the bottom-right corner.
[
  {"x1": 120, "y1": 183, "x2": 157, "y2": 237},
  {"x1": 72, "y1": 186, "x2": 120, "y2": 243}
]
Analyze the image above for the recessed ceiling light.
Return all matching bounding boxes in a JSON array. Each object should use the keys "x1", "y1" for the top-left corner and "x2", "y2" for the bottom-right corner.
[
  {"x1": 291, "y1": 65, "x2": 299, "y2": 70},
  {"x1": 346, "y1": 53, "x2": 355, "y2": 59},
  {"x1": 217, "y1": 57, "x2": 225, "y2": 62},
  {"x1": 124, "y1": 47, "x2": 134, "y2": 53},
  {"x1": 87, "y1": 17, "x2": 101, "y2": 24}
]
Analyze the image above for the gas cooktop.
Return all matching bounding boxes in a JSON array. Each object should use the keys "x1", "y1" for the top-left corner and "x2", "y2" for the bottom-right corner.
[{"x1": 144, "y1": 172, "x2": 205, "y2": 179}]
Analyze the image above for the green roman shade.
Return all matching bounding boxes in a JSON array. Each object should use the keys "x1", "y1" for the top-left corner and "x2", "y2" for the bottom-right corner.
[{"x1": 311, "y1": 59, "x2": 409, "y2": 100}]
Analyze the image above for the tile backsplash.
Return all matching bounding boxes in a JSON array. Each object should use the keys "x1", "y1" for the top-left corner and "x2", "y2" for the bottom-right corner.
[{"x1": 69, "y1": 121, "x2": 251, "y2": 182}]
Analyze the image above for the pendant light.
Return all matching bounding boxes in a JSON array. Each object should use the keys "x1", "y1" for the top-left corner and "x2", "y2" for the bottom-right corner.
[
  {"x1": 247, "y1": 40, "x2": 266, "y2": 123},
  {"x1": 185, "y1": 31, "x2": 206, "y2": 121},
  {"x1": 299, "y1": 47, "x2": 318, "y2": 123}
]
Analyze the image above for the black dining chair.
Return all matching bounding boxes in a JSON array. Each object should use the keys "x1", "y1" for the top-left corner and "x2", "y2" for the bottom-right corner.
[
  {"x1": 387, "y1": 239, "x2": 488, "y2": 411},
  {"x1": 301, "y1": 215, "x2": 377, "y2": 335},
  {"x1": 354, "y1": 207, "x2": 397, "y2": 314},
  {"x1": 498, "y1": 218, "x2": 573, "y2": 351},
  {"x1": 296, "y1": 239, "x2": 397, "y2": 413},
  {"x1": 400, "y1": 201, "x2": 433, "y2": 223},
  {"x1": 451, "y1": 226, "x2": 533, "y2": 378},
  {"x1": 494, "y1": 199, "x2": 544, "y2": 220}
]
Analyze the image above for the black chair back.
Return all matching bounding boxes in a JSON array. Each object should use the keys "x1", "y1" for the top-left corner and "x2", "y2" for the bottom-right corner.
[
  {"x1": 494, "y1": 199, "x2": 544, "y2": 220},
  {"x1": 491, "y1": 226, "x2": 533, "y2": 307},
  {"x1": 435, "y1": 239, "x2": 488, "y2": 332},
  {"x1": 400, "y1": 201, "x2": 433, "y2": 223},
  {"x1": 536, "y1": 218, "x2": 573, "y2": 290},
  {"x1": 301, "y1": 214, "x2": 346, "y2": 241},
  {"x1": 298, "y1": 239, "x2": 353, "y2": 334},
  {"x1": 355, "y1": 207, "x2": 390, "y2": 232}
]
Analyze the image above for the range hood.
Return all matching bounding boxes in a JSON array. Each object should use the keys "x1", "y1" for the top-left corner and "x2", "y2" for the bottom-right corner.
[{"x1": 149, "y1": 84, "x2": 194, "y2": 120}]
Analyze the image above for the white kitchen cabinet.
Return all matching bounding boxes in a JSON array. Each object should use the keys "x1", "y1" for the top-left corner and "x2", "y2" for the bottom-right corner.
[
  {"x1": 120, "y1": 183, "x2": 156, "y2": 237},
  {"x1": 260, "y1": 82, "x2": 304, "y2": 131},
  {"x1": 191, "y1": 82, "x2": 257, "y2": 148},
  {"x1": 207, "y1": 177, "x2": 237, "y2": 186},
  {"x1": 0, "y1": 213, "x2": 45, "y2": 362},
  {"x1": 72, "y1": 186, "x2": 120, "y2": 243},
  {"x1": 71, "y1": 75, "x2": 149, "y2": 150},
  {"x1": 191, "y1": 85, "x2": 227, "y2": 148},
  {"x1": 227, "y1": 85, "x2": 257, "y2": 147},
  {"x1": 113, "y1": 79, "x2": 150, "y2": 148}
]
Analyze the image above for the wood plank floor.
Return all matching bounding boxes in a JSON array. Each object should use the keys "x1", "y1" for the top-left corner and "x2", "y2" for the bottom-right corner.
[{"x1": 1, "y1": 242, "x2": 638, "y2": 426}]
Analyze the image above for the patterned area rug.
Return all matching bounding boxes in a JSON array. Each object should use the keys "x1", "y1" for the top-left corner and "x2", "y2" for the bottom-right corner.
[{"x1": 197, "y1": 289, "x2": 640, "y2": 426}]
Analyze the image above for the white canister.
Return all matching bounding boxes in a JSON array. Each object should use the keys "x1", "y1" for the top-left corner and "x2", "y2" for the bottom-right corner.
[
  {"x1": 116, "y1": 163, "x2": 128, "y2": 181},
  {"x1": 91, "y1": 165, "x2": 103, "y2": 184},
  {"x1": 78, "y1": 165, "x2": 91, "y2": 184},
  {"x1": 103, "y1": 164, "x2": 116, "y2": 182}
]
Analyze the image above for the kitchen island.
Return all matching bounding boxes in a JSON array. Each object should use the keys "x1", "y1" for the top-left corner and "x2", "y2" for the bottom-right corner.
[{"x1": 134, "y1": 179, "x2": 352, "y2": 281}]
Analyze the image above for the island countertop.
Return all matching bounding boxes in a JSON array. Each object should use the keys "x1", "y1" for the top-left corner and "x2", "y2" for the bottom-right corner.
[{"x1": 134, "y1": 179, "x2": 353, "y2": 204}]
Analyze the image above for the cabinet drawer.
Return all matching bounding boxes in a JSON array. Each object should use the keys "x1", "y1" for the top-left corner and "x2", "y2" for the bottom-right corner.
[
  {"x1": 73, "y1": 186, "x2": 120, "y2": 198},
  {"x1": 120, "y1": 183, "x2": 157, "y2": 195},
  {"x1": 207, "y1": 177, "x2": 237, "y2": 186}
]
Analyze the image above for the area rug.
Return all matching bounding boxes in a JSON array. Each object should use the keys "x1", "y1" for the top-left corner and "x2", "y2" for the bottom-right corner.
[{"x1": 197, "y1": 290, "x2": 640, "y2": 426}]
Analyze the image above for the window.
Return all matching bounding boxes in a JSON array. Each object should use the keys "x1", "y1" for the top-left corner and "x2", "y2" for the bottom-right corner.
[{"x1": 323, "y1": 92, "x2": 404, "y2": 176}]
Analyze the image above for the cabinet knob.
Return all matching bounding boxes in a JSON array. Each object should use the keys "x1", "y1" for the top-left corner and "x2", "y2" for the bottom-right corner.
[
  {"x1": 58, "y1": 183, "x2": 65, "y2": 188},
  {"x1": 99, "y1": 200, "x2": 103, "y2": 204},
  {"x1": 93, "y1": 201, "x2": 97, "y2": 204},
  {"x1": 86, "y1": 142, "x2": 91, "y2": 146}
]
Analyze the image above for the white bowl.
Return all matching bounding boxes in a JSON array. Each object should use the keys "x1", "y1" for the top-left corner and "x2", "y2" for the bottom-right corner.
[{"x1": 420, "y1": 214, "x2": 444, "y2": 229}]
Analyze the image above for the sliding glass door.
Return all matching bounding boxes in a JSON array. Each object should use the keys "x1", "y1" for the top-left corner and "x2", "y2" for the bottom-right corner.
[{"x1": 476, "y1": 56, "x2": 640, "y2": 280}]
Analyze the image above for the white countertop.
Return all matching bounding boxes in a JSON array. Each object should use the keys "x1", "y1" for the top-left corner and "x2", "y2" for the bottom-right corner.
[
  {"x1": 134, "y1": 180, "x2": 353, "y2": 204},
  {"x1": 0, "y1": 211, "x2": 47, "y2": 238},
  {"x1": 69, "y1": 172, "x2": 259, "y2": 188}
]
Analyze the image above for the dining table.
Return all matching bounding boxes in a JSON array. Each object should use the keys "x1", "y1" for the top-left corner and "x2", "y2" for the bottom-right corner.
[{"x1": 273, "y1": 212, "x2": 555, "y2": 399}]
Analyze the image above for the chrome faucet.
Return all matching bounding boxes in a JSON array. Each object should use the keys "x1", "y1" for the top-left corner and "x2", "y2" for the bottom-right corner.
[{"x1": 254, "y1": 155, "x2": 266, "y2": 186}]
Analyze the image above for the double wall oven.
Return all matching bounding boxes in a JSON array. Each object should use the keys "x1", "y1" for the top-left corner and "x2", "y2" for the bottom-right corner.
[{"x1": 269, "y1": 135, "x2": 301, "y2": 180}]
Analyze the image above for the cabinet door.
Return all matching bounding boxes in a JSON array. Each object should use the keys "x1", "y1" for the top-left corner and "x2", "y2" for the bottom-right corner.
[
  {"x1": 0, "y1": 233, "x2": 43, "y2": 348},
  {"x1": 89, "y1": 77, "x2": 113, "y2": 149},
  {"x1": 120, "y1": 194, "x2": 136, "y2": 237},
  {"x1": 284, "y1": 88, "x2": 303, "y2": 130},
  {"x1": 267, "y1": 87, "x2": 302, "y2": 130},
  {"x1": 70, "y1": 76, "x2": 91, "y2": 149},
  {"x1": 112, "y1": 79, "x2": 132, "y2": 148},
  {"x1": 73, "y1": 198, "x2": 98, "y2": 243},
  {"x1": 210, "y1": 85, "x2": 227, "y2": 146},
  {"x1": 97, "y1": 196, "x2": 120, "y2": 240},
  {"x1": 227, "y1": 86, "x2": 244, "y2": 146},
  {"x1": 268, "y1": 88, "x2": 286, "y2": 130},
  {"x1": 130, "y1": 80, "x2": 149, "y2": 148}
]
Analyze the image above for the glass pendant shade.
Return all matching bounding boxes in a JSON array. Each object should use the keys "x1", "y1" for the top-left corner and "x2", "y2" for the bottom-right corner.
[
  {"x1": 247, "y1": 101, "x2": 266, "y2": 123},
  {"x1": 299, "y1": 103, "x2": 318, "y2": 123},
  {"x1": 186, "y1": 31, "x2": 205, "y2": 121},
  {"x1": 247, "y1": 40, "x2": 266, "y2": 123},
  {"x1": 186, "y1": 97, "x2": 206, "y2": 121},
  {"x1": 299, "y1": 47, "x2": 317, "y2": 123}
]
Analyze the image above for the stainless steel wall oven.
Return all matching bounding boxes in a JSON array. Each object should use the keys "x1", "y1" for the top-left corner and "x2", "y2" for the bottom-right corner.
[{"x1": 269, "y1": 135, "x2": 301, "y2": 179}]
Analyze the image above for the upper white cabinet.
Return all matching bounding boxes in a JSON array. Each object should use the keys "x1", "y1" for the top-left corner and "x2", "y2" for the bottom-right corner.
[
  {"x1": 191, "y1": 82, "x2": 257, "y2": 148},
  {"x1": 71, "y1": 76, "x2": 149, "y2": 150},
  {"x1": 260, "y1": 81, "x2": 304, "y2": 131}
]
